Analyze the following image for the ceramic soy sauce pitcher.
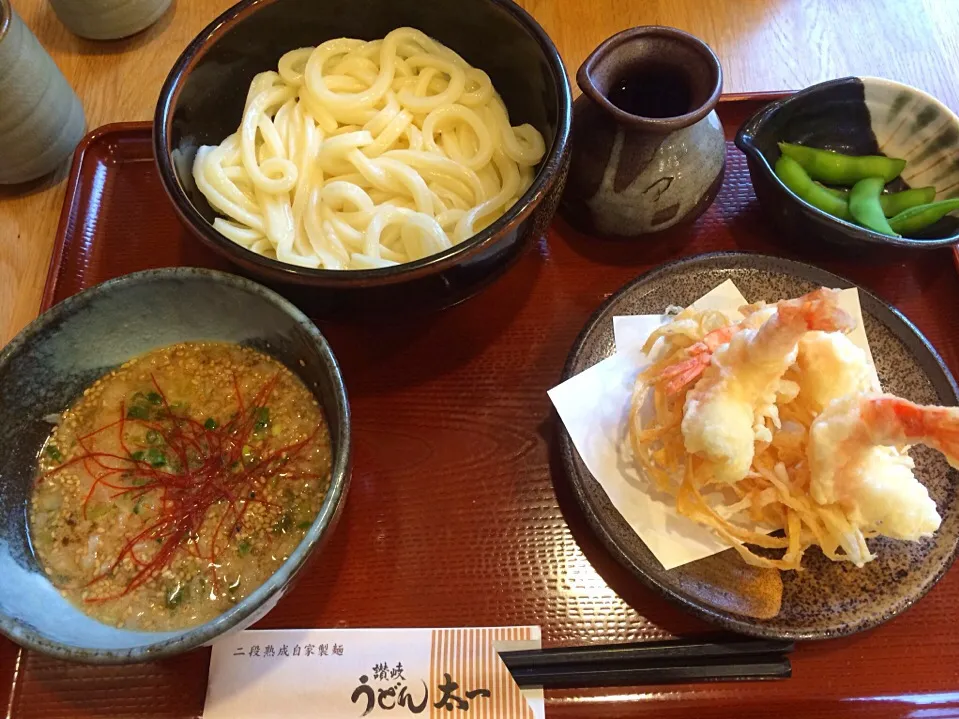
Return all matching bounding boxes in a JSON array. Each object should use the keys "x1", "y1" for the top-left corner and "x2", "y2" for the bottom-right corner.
[{"x1": 560, "y1": 26, "x2": 725, "y2": 238}]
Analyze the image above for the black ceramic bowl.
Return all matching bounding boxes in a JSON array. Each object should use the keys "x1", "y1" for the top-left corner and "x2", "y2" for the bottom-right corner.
[
  {"x1": 154, "y1": 0, "x2": 572, "y2": 314},
  {"x1": 736, "y1": 77, "x2": 959, "y2": 251},
  {"x1": 0, "y1": 269, "x2": 351, "y2": 663}
]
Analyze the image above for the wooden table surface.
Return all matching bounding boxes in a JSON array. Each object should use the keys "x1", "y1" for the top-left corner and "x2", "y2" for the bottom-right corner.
[{"x1": 1, "y1": 0, "x2": 959, "y2": 346}]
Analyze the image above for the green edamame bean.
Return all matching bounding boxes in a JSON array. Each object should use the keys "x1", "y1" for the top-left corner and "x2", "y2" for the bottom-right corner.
[
  {"x1": 779, "y1": 142, "x2": 906, "y2": 185},
  {"x1": 880, "y1": 186, "x2": 937, "y2": 217},
  {"x1": 816, "y1": 184, "x2": 936, "y2": 217},
  {"x1": 848, "y1": 177, "x2": 898, "y2": 236},
  {"x1": 774, "y1": 155, "x2": 851, "y2": 221},
  {"x1": 817, "y1": 184, "x2": 848, "y2": 200},
  {"x1": 888, "y1": 198, "x2": 959, "y2": 235}
]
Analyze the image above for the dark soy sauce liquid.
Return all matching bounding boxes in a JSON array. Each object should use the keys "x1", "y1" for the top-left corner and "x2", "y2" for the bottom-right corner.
[{"x1": 607, "y1": 65, "x2": 693, "y2": 118}]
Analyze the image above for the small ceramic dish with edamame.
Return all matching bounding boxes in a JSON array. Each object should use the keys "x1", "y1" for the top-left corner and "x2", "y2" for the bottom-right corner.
[{"x1": 736, "y1": 76, "x2": 959, "y2": 251}]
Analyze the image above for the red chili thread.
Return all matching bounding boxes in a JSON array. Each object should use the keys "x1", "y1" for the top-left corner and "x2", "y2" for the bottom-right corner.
[{"x1": 41, "y1": 371, "x2": 319, "y2": 603}]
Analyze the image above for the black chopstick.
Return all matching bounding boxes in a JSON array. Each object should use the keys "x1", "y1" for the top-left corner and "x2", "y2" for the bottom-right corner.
[
  {"x1": 499, "y1": 637, "x2": 794, "y2": 689},
  {"x1": 500, "y1": 637, "x2": 793, "y2": 670},
  {"x1": 508, "y1": 658, "x2": 791, "y2": 688}
]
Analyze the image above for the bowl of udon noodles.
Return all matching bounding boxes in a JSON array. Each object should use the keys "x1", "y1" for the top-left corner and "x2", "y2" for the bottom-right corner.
[
  {"x1": 154, "y1": 0, "x2": 572, "y2": 312},
  {"x1": 0, "y1": 268, "x2": 351, "y2": 663}
]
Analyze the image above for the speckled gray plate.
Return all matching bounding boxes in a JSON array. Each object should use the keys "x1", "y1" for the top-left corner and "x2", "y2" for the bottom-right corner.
[{"x1": 558, "y1": 252, "x2": 959, "y2": 640}]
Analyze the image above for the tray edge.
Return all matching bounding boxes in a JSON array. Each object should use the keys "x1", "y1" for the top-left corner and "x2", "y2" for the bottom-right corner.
[{"x1": 41, "y1": 122, "x2": 158, "y2": 313}]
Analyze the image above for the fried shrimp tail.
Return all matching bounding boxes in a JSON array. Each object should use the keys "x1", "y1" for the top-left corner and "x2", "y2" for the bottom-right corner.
[
  {"x1": 774, "y1": 288, "x2": 856, "y2": 335},
  {"x1": 658, "y1": 325, "x2": 740, "y2": 395},
  {"x1": 860, "y1": 395, "x2": 959, "y2": 465}
]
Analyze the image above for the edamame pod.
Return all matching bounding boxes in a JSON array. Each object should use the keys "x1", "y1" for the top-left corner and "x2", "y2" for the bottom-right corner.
[
  {"x1": 849, "y1": 177, "x2": 898, "y2": 236},
  {"x1": 779, "y1": 142, "x2": 906, "y2": 185},
  {"x1": 888, "y1": 198, "x2": 959, "y2": 235},
  {"x1": 774, "y1": 155, "x2": 851, "y2": 221},
  {"x1": 881, "y1": 186, "x2": 937, "y2": 217},
  {"x1": 816, "y1": 184, "x2": 936, "y2": 217}
]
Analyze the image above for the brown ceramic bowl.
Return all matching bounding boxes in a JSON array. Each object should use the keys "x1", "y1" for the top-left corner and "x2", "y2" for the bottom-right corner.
[{"x1": 154, "y1": 0, "x2": 572, "y2": 315}]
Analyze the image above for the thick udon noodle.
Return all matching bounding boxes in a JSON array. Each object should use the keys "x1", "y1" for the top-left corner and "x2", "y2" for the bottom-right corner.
[{"x1": 192, "y1": 27, "x2": 547, "y2": 270}]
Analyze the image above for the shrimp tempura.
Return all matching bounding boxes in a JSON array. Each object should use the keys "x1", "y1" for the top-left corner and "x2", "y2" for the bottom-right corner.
[
  {"x1": 681, "y1": 288, "x2": 854, "y2": 484},
  {"x1": 808, "y1": 394, "x2": 959, "y2": 540}
]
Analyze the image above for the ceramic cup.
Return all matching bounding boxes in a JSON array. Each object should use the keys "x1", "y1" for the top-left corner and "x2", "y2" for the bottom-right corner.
[
  {"x1": 560, "y1": 26, "x2": 725, "y2": 239},
  {"x1": 47, "y1": 0, "x2": 171, "y2": 40},
  {"x1": 0, "y1": 0, "x2": 86, "y2": 184}
]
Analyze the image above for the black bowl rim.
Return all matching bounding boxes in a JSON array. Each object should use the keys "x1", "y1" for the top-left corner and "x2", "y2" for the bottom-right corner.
[
  {"x1": 734, "y1": 76, "x2": 959, "y2": 250},
  {"x1": 558, "y1": 250, "x2": 959, "y2": 640},
  {"x1": 153, "y1": 0, "x2": 573, "y2": 287},
  {"x1": 0, "y1": 267, "x2": 352, "y2": 664}
]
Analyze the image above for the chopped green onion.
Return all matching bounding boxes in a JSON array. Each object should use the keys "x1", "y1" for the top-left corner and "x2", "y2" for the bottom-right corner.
[
  {"x1": 126, "y1": 405, "x2": 150, "y2": 420},
  {"x1": 130, "y1": 450, "x2": 146, "y2": 462},
  {"x1": 146, "y1": 392, "x2": 163, "y2": 406},
  {"x1": 254, "y1": 407, "x2": 271, "y2": 432},
  {"x1": 165, "y1": 584, "x2": 187, "y2": 609},
  {"x1": 204, "y1": 417, "x2": 218, "y2": 431},
  {"x1": 146, "y1": 447, "x2": 167, "y2": 468},
  {"x1": 45, "y1": 444, "x2": 63, "y2": 463},
  {"x1": 241, "y1": 445, "x2": 256, "y2": 464},
  {"x1": 297, "y1": 520, "x2": 313, "y2": 530},
  {"x1": 237, "y1": 540, "x2": 252, "y2": 556}
]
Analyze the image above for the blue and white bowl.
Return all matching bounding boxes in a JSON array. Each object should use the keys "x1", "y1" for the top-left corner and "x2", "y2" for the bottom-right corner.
[{"x1": 736, "y1": 76, "x2": 959, "y2": 250}]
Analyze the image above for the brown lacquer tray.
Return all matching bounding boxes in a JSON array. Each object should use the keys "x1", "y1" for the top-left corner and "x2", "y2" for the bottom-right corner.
[{"x1": 5, "y1": 95, "x2": 959, "y2": 718}]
